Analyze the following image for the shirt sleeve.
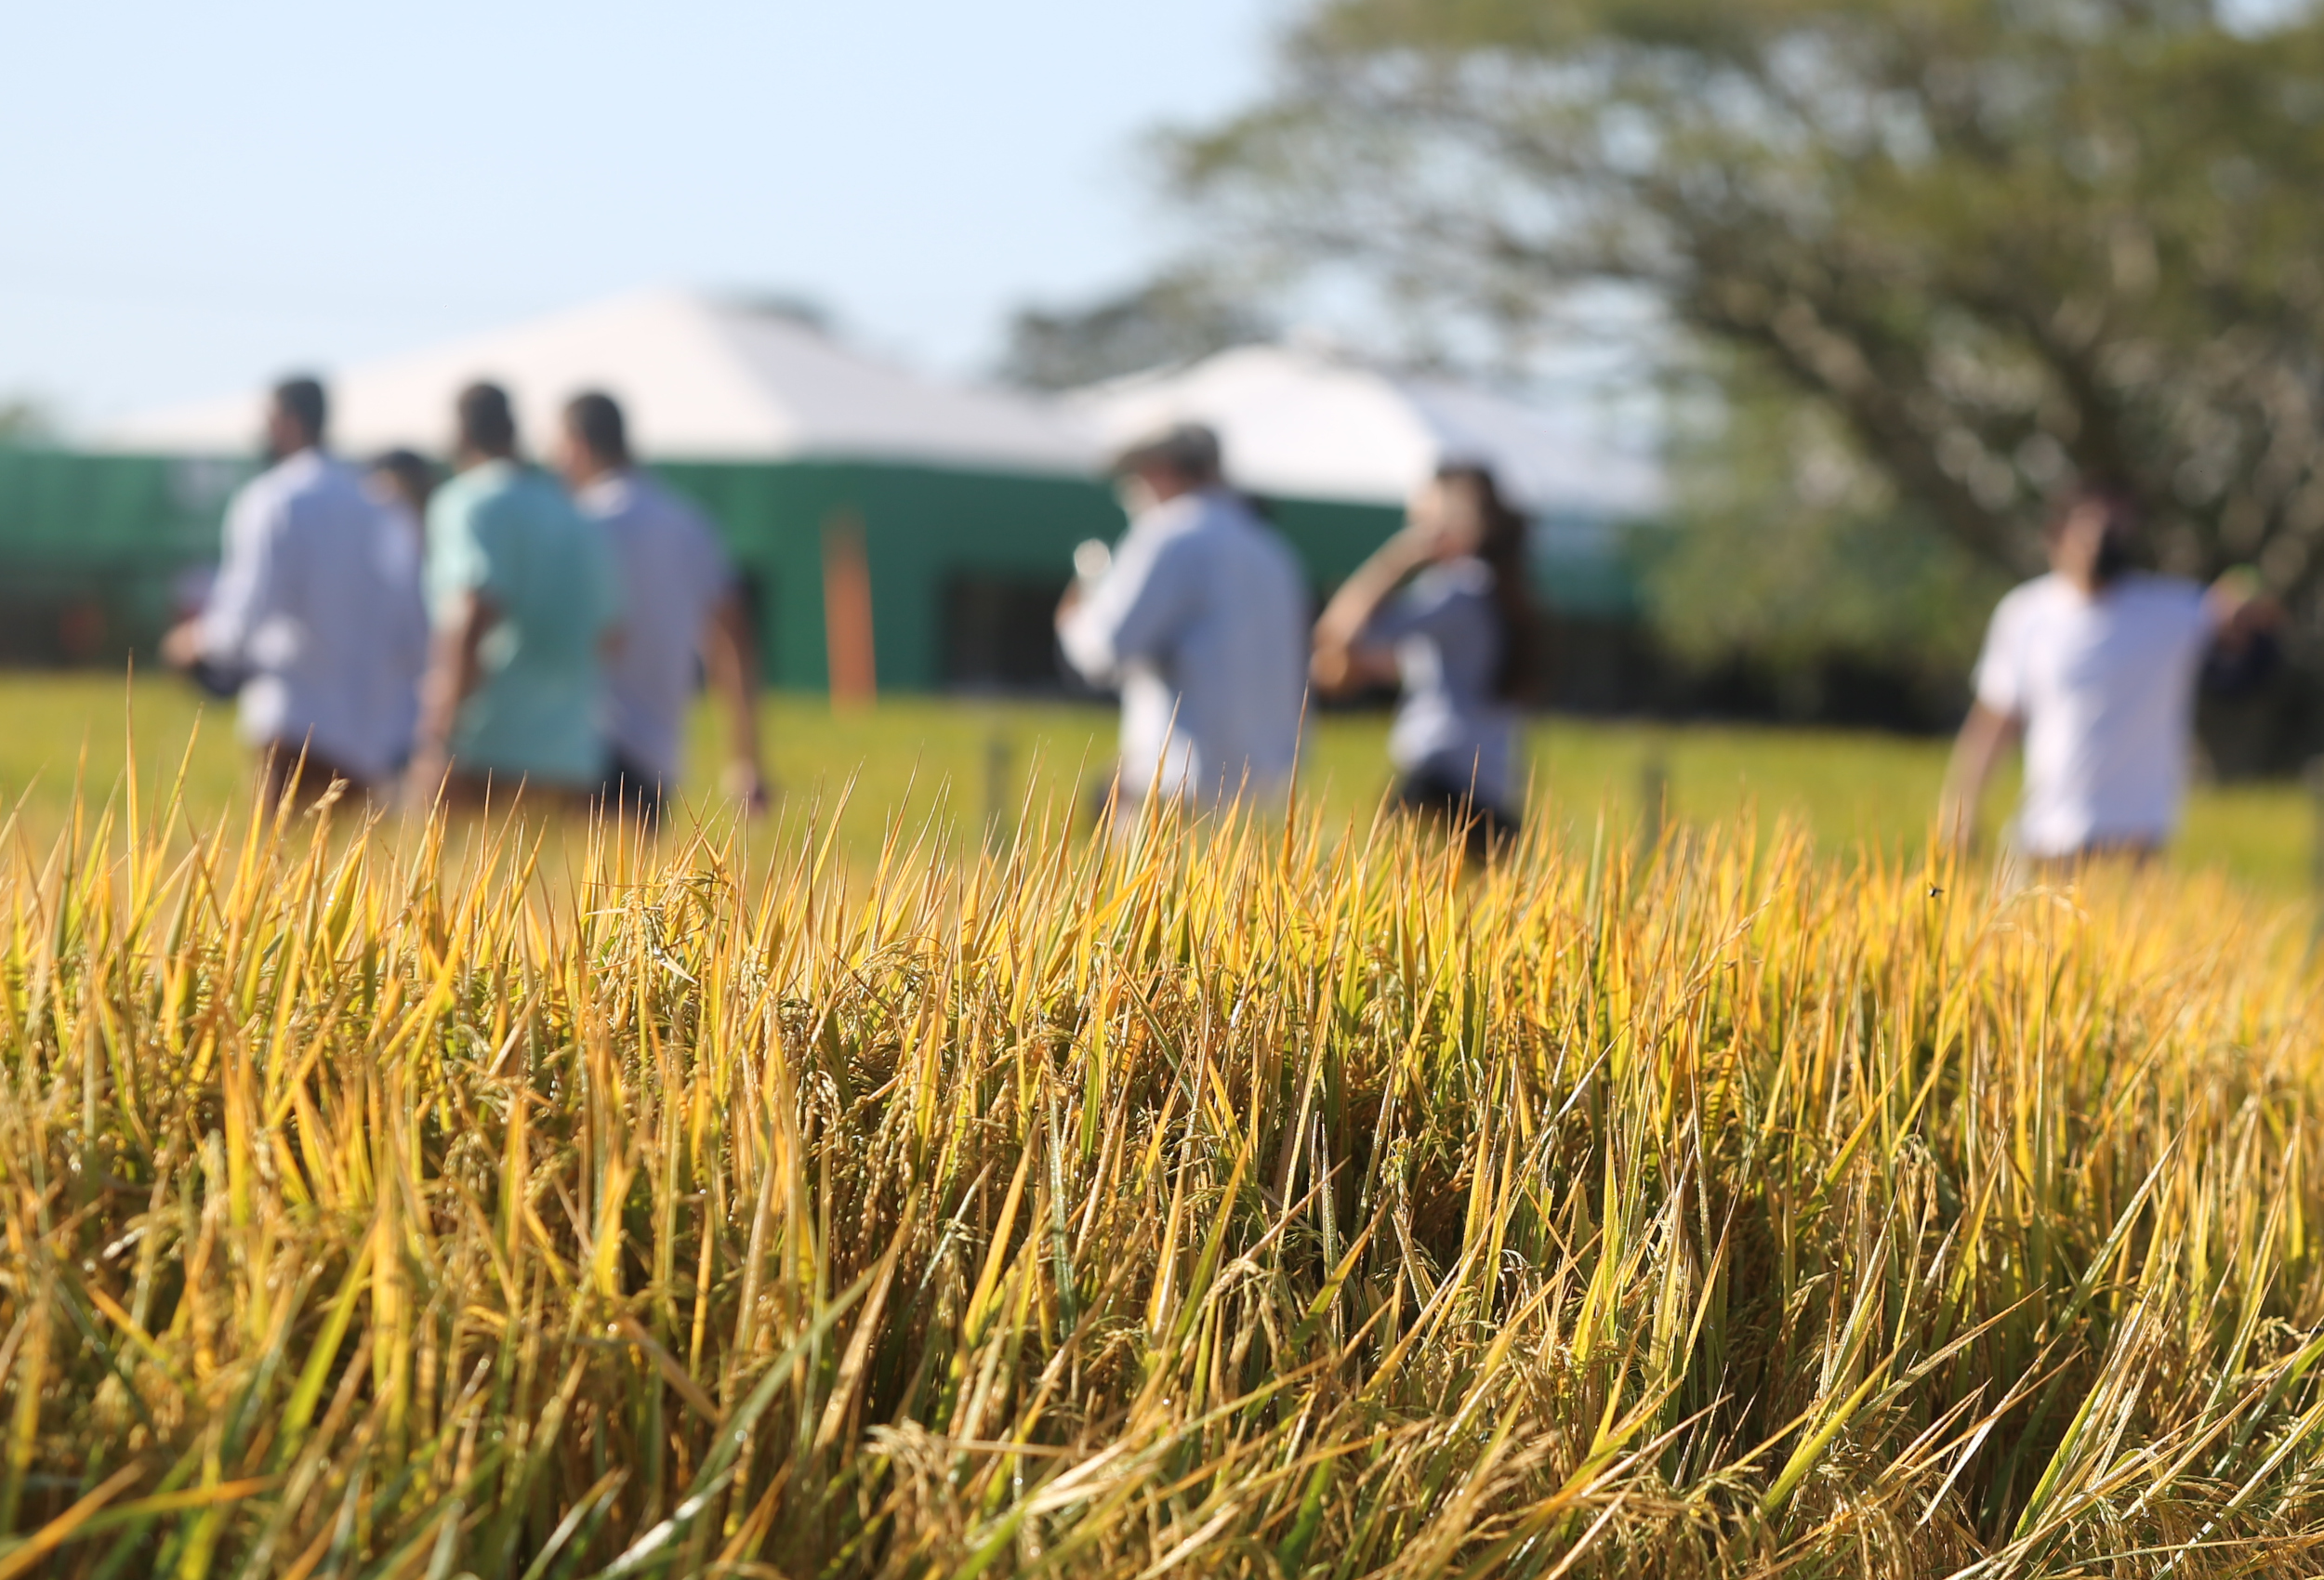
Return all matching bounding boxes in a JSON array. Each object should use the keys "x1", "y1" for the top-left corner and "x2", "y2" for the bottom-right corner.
[
  {"x1": 2187, "y1": 580, "x2": 2221, "y2": 642},
  {"x1": 198, "y1": 481, "x2": 289, "y2": 664},
  {"x1": 1357, "y1": 574, "x2": 1464, "y2": 651},
  {"x1": 1060, "y1": 531, "x2": 1195, "y2": 685},
  {"x1": 1971, "y1": 592, "x2": 2028, "y2": 718}
]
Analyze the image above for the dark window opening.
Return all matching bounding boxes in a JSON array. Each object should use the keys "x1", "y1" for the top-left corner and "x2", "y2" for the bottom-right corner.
[{"x1": 943, "y1": 573, "x2": 1076, "y2": 692}]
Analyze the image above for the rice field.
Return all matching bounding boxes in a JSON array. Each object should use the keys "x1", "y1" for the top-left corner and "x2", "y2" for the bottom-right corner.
[{"x1": 6, "y1": 734, "x2": 2324, "y2": 1575}]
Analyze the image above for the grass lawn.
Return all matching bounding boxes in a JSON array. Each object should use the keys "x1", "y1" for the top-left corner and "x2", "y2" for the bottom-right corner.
[{"x1": 0, "y1": 671, "x2": 2308, "y2": 899}]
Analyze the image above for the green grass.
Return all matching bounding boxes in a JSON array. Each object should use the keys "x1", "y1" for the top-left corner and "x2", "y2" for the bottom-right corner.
[{"x1": 0, "y1": 672, "x2": 2309, "y2": 898}]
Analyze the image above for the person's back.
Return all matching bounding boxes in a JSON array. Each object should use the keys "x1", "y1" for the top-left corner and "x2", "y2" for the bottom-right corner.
[
  {"x1": 1152, "y1": 494, "x2": 1307, "y2": 799},
  {"x1": 176, "y1": 382, "x2": 427, "y2": 790},
  {"x1": 363, "y1": 451, "x2": 440, "y2": 773},
  {"x1": 1979, "y1": 570, "x2": 2211, "y2": 854},
  {"x1": 1375, "y1": 557, "x2": 1520, "y2": 810},
  {"x1": 426, "y1": 459, "x2": 617, "y2": 786},
  {"x1": 1066, "y1": 484, "x2": 1308, "y2": 805},
  {"x1": 1308, "y1": 464, "x2": 1537, "y2": 861},
  {"x1": 1941, "y1": 487, "x2": 2278, "y2": 861},
  {"x1": 580, "y1": 471, "x2": 733, "y2": 787}
]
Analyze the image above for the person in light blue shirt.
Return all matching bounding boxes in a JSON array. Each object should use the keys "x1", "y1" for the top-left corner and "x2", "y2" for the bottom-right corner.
[
  {"x1": 1311, "y1": 463, "x2": 1540, "y2": 861},
  {"x1": 1058, "y1": 423, "x2": 1309, "y2": 813},
  {"x1": 407, "y1": 382, "x2": 620, "y2": 804},
  {"x1": 160, "y1": 375, "x2": 428, "y2": 805}
]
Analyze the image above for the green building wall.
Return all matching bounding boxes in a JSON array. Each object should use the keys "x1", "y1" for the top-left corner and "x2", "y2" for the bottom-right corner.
[
  {"x1": 655, "y1": 459, "x2": 1122, "y2": 692},
  {"x1": 0, "y1": 448, "x2": 1631, "y2": 687},
  {"x1": 654, "y1": 460, "x2": 1425, "y2": 692},
  {"x1": 0, "y1": 449, "x2": 247, "y2": 663}
]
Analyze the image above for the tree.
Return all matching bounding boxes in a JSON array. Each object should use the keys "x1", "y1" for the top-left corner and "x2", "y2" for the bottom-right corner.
[
  {"x1": 0, "y1": 397, "x2": 53, "y2": 445},
  {"x1": 995, "y1": 270, "x2": 1273, "y2": 390},
  {"x1": 1644, "y1": 359, "x2": 2011, "y2": 716},
  {"x1": 1170, "y1": 0, "x2": 2324, "y2": 614}
]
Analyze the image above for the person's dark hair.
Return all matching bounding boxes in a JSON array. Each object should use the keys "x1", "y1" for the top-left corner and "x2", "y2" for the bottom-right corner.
[
  {"x1": 271, "y1": 376, "x2": 327, "y2": 444},
  {"x1": 1437, "y1": 463, "x2": 1542, "y2": 702},
  {"x1": 1112, "y1": 422, "x2": 1222, "y2": 486},
  {"x1": 2050, "y1": 483, "x2": 2141, "y2": 587},
  {"x1": 369, "y1": 449, "x2": 438, "y2": 513},
  {"x1": 563, "y1": 390, "x2": 630, "y2": 467},
  {"x1": 456, "y1": 381, "x2": 518, "y2": 456}
]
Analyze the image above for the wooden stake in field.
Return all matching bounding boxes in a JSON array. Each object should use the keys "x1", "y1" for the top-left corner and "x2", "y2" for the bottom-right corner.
[{"x1": 821, "y1": 507, "x2": 877, "y2": 710}]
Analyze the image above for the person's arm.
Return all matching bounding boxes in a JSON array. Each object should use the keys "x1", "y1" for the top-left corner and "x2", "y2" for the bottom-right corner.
[
  {"x1": 1938, "y1": 702, "x2": 2021, "y2": 853},
  {"x1": 159, "y1": 616, "x2": 210, "y2": 672},
  {"x1": 1059, "y1": 533, "x2": 1191, "y2": 685},
  {"x1": 1310, "y1": 528, "x2": 1433, "y2": 694},
  {"x1": 2207, "y1": 568, "x2": 2285, "y2": 652},
  {"x1": 165, "y1": 486, "x2": 279, "y2": 674},
  {"x1": 702, "y1": 588, "x2": 768, "y2": 809},
  {"x1": 405, "y1": 590, "x2": 495, "y2": 797}
]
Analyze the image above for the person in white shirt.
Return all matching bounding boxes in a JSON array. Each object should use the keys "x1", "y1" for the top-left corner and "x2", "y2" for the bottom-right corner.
[
  {"x1": 554, "y1": 391, "x2": 767, "y2": 822},
  {"x1": 1057, "y1": 423, "x2": 1309, "y2": 814},
  {"x1": 1941, "y1": 487, "x2": 2278, "y2": 861},
  {"x1": 161, "y1": 376, "x2": 429, "y2": 805}
]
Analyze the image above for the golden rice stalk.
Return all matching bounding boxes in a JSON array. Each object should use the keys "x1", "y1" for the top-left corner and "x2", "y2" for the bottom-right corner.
[{"x1": 0, "y1": 777, "x2": 2320, "y2": 1577}]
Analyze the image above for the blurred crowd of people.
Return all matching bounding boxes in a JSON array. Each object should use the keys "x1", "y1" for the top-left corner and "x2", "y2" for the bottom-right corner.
[
  {"x1": 162, "y1": 376, "x2": 765, "y2": 820},
  {"x1": 1057, "y1": 423, "x2": 2289, "y2": 870},
  {"x1": 165, "y1": 379, "x2": 2278, "y2": 869},
  {"x1": 1058, "y1": 421, "x2": 1539, "y2": 861}
]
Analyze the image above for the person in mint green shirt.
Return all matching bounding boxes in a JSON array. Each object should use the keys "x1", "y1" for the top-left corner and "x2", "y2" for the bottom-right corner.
[{"x1": 407, "y1": 381, "x2": 620, "y2": 804}]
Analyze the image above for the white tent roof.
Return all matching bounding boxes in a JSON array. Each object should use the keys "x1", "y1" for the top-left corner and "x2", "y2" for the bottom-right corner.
[
  {"x1": 99, "y1": 287, "x2": 1101, "y2": 475},
  {"x1": 1065, "y1": 343, "x2": 1662, "y2": 517}
]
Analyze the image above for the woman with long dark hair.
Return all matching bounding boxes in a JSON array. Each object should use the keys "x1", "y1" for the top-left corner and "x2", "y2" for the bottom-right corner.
[{"x1": 1312, "y1": 462, "x2": 1540, "y2": 859}]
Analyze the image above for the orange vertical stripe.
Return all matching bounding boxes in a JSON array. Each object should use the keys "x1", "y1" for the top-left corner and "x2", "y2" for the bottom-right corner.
[{"x1": 822, "y1": 509, "x2": 877, "y2": 709}]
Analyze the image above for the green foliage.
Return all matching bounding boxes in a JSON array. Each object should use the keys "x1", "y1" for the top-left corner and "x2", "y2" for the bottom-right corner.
[
  {"x1": 1644, "y1": 371, "x2": 2011, "y2": 689},
  {"x1": 0, "y1": 400, "x2": 52, "y2": 447},
  {"x1": 995, "y1": 270, "x2": 1272, "y2": 391},
  {"x1": 1172, "y1": 0, "x2": 2324, "y2": 617}
]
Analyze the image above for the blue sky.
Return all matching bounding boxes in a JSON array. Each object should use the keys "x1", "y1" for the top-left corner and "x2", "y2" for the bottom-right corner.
[{"x1": 0, "y1": 1, "x2": 1276, "y2": 429}]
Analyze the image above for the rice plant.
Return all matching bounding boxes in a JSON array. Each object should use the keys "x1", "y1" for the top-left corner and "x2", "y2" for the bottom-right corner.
[{"x1": 5, "y1": 770, "x2": 2324, "y2": 1577}]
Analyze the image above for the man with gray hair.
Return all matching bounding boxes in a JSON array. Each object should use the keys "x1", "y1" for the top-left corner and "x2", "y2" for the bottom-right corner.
[{"x1": 1058, "y1": 422, "x2": 1308, "y2": 812}]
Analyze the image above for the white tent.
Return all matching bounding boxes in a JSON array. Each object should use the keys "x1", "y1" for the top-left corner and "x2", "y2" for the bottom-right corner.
[
  {"x1": 99, "y1": 287, "x2": 1100, "y2": 475},
  {"x1": 1065, "y1": 343, "x2": 1661, "y2": 518}
]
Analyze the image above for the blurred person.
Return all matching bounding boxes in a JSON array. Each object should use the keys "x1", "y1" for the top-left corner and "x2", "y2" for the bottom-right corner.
[
  {"x1": 1311, "y1": 463, "x2": 1539, "y2": 862},
  {"x1": 1057, "y1": 423, "x2": 1308, "y2": 815},
  {"x1": 407, "y1": 382, "x2": 619, "y2": 809},
  {"x1": 555, "y1": 391, "x2": 768, "y2": 823},
  {"x1": 1941, "y1": 486, "x2": 2281, "y2": 863},
  {"x1": 363, "y1": 450, "x2": 439, "y2": 772},
  {"x1": 367, "y1": 448, "x2": 436, "y2": 554},
  {"x1": 160, "y1": 375, "x2": 428, "y2": 805}
]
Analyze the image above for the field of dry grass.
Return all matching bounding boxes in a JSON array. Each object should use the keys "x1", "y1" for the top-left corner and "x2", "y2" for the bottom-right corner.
[{"x1": 3, "y1": 757, "x2": 2323, "y2": 1575}]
